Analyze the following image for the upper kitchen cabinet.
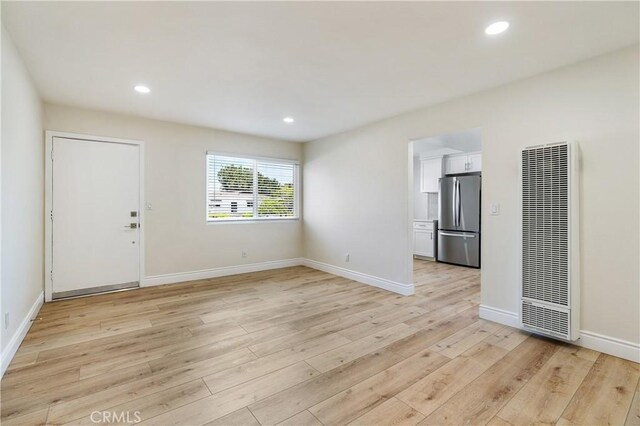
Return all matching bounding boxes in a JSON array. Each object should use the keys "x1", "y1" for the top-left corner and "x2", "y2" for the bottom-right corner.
[
  {"x1": 444, "y1": 152, "x2": 482, "y2": 174},
  {"x1": 468, "y1": 152, "x2": 482, "y2": 171},
  {"x1": 444, "y1": 155, "x2": 468, "y2": 174},
  {"x1": 420, "y1": 157, "x2": 442, "y2": 193}
]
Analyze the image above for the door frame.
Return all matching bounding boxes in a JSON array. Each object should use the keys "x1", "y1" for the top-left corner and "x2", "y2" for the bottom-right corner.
[{"x1": 44, "y1": 131, "x2": 145, "y2": 302}]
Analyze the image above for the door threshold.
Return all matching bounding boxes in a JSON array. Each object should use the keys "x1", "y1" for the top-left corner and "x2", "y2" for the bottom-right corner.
[{"x1": 52, "y1": 281, "x2": 139, "y2": 300}]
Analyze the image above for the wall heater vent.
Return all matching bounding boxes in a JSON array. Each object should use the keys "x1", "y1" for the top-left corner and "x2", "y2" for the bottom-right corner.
[
  {"x1": 521, "y1": 142, "x2": 579, "y2": 341},
  {"x1": 522, "y1": 301, "x2": 570, "y2": 338}
]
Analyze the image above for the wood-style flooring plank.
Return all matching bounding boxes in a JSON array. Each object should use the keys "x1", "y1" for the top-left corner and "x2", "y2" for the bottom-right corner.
[
  {"x1": 248, "y1": 348, "x2": 406, "y2": 425},
  {"x1": 203, "y1": 332, "x2": 351, "y2": 393},
  {"x1": 486, "y1": 416, "x2": 515, "y2": 426},
  {"x1": 309, "y1": 349, "x2": 449, "y2": 425},
  {"x1": 305, "y1": 323, "x2": 419, "y2": 372},
  {"x1": 428, "y1": 319, "x2": 503, "y2": 359},
  {"x1": 397, "y1": 341, "x2": 508, "y2": 417},
  {"x1": 496, "y1": 349, "x2": 595, "y2": 425},
  {"x1": 1, "y1": 363, "x2": 152, "y2": 421},
  {"x1": 204, "y1": 408, "x2": 261, "y2": 426},
  {"x1": 560, "y1": 353, "x2": 640, "y2": 426},
  {"x1": 626, "y1": 378, "x2": 640, "y2": 426},
  {"x1": 275, "y1": 410, "x2": 323, "y2": 426},
  {"x1": 139, "y1": 362, "x2": 318, "y2": 425},
  {"x1": 67, "y1": 379, "x2": 212, "y2": 425},
  {"x1": 0, "y1": 407, "x2": 49, "y2": 426},
  {"x1": 347, "y1": 397, "x2": 425, "y2": 426},
  {"x1": 421, "y1": 337, "x2": 558, "y2": 425},
  {"x1": 45, "y1": 348, "x2": 256, "y2": 424}
]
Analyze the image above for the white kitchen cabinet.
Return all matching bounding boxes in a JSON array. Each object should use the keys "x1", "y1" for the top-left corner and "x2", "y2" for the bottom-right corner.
[
  {"x1": 413, "y1": 221, "x2": 435, "y2": 258},
  {"x1": 444, "y1": 155, "x2": 469, "y2": 174},
  {"x1": 467, "y1": 152, "x2": 482, "y2": 172},
  {"x1": 444, "y1": 152, "x2": 482, "y2": 174},
  {"x1": 420, "y1": 157, "x2": 442, "y2": 193}
]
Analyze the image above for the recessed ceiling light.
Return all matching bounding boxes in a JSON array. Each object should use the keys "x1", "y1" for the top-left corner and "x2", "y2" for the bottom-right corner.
[
  {"x1": 283, "y1": 117, "x2": 295, "y2": 124},
  {"x1": 134, "y1": 85, "x2": 151, "y2": 94},
  {"x1": 485, "y1": 21, "x2": 510, "y2": 35}
]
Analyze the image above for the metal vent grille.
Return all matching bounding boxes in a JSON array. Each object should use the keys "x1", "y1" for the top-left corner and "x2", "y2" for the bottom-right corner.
[
  {"x1": 522, "y1": 144, "x2": 569, "y2": 306},
  {"x1": 522, "y1": 302, "x2": 569, "y2": 338}
]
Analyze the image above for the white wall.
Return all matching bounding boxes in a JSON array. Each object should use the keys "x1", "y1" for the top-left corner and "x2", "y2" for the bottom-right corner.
[
  {"x1": 1, "y1": 27, "x2": 44, "y2": 366},
  {"x1": 44, "y1": 104, "x2": 303, "y2": 279},
  {"x1": 303, "y1": 46, "x2": 640, "y2": 354}
]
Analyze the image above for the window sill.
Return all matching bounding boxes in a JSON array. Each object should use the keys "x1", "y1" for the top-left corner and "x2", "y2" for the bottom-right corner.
[{"x1": 206, "y1": 217, "x2": 299, "y2": 225}]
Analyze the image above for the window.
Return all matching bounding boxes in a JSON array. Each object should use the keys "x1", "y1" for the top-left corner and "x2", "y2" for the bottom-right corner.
[{"x1": 206, "y1": 153, "x2": 299, "y2": 221}]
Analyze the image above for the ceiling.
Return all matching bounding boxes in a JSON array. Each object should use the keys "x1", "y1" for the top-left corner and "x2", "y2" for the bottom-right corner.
[
  {"x1": 2, "y1": 2, "x2": 638, "y2": 142},
  {"x1": 414, "y1": 128, "x2": 482, "y2": 157}
]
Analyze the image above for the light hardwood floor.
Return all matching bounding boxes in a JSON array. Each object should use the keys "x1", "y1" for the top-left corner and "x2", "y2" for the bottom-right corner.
[{"x1": 2, "y1": 260, "x2": 639, "y2": 425}]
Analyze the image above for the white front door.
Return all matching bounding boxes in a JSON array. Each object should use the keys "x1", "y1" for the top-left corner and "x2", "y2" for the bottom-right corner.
[{"x1": 51, "y1": 137, "x2": 141, "y2": 299}]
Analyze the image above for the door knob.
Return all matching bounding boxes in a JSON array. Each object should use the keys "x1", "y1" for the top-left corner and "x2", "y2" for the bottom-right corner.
[{"x1": 124, "y1": 223, "x2": 138, "y2": 229}]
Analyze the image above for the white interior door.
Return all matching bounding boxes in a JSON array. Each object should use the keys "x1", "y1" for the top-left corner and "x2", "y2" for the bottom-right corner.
[{"x1": 51, "y1": 137, "x2": 141, "y2": 298}]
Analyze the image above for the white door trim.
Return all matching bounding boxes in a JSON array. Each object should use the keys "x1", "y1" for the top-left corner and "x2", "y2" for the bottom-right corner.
[{"x1": 44, "y1": 131, "x2": 145, "y2": 302}]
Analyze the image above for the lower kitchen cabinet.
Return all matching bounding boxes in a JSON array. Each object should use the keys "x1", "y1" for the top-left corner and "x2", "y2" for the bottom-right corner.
[{"x1": 413, "y1": 221, "x2": 436, "y2": 258}]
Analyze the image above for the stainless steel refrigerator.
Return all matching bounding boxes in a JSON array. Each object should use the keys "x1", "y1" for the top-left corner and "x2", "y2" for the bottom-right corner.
[{"x1": 437, "y1": 174, "x2": 481, "y2": 268}]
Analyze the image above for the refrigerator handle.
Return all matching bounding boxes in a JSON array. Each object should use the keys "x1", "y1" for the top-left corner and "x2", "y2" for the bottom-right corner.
[
  {"x1": 440, "y1": 232, "x2": 476, "y2": 238},
  {"x1": 452, "y1": 177, "x2": 458, "y2": 227},
  {"x1": 456, "y1": 179, "x2": 462, "y2": 227}
]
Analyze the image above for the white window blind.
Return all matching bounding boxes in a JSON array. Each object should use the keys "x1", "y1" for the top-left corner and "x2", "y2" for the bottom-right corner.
[{"x1": 206, "y1": 153, "x2": 298, "y2": 221}]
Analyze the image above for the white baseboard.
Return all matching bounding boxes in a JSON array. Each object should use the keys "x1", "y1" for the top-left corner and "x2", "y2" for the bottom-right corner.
[
  {"x1": 479, "y1": 304, "x2": 640, "y2": 363},
  {"x1": 479, "y1": 304, "x2": 520, "y2": 327},
  {"x1": 1, "y1": 291, "x2": 44, "y2": 377},
  {"x1": 143, "y1": 258, "x2": 413, "y2": 296},
  {"x1": 143, "y1": 258, "x2": 305, "y2": 287},
  {"x1": 302, "y1": 259, "x2": 414, "y2": 296},
  {"x1": 578, "y1": 330, "x2": 640, "y2": 363}
]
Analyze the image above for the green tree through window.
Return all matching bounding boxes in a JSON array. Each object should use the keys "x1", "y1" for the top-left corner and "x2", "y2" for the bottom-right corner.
[
  {"x1": 258, "y1": 184, "x2": 294, "y2": 217},
  {"x1": 217, "y1": 165, "x2": 280, "y2": 195}
]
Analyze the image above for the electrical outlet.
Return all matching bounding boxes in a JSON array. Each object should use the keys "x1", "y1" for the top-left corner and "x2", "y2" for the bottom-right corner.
[
  {"x1": 241, "y1": 251, "x2": 248, "y2": 258},
  {"x1": 345, "y1": 254, "x2": 350, "y2": 262},
  {"x1": 4, "y1": 313, "x2": 9, "y2": 330}
]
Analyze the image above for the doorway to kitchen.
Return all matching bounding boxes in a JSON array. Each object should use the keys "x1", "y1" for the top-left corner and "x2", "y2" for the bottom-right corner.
[{"x1": 409, "y1": 127, "x2": 482, "y2": 293}]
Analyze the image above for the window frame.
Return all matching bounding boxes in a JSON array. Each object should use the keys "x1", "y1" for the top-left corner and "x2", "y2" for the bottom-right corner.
[{"x1": 205, "y1": 151, "x2": 300, "y2": 223}]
